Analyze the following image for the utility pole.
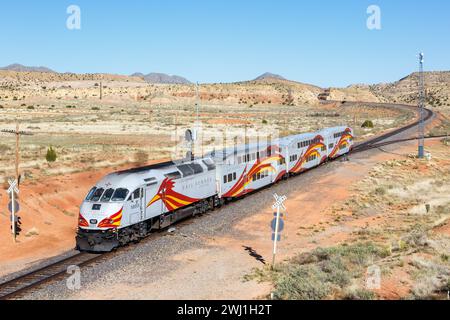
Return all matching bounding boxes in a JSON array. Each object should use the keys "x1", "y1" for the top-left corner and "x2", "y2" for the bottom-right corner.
[
  {"x1": 1, "y1": 123, "x2": 33, "y2": 185},
  {"x1": 418, "y1": 53, "x2": 425, "y2": 159},
  {"x1": 2, "y1": 123, "x2": 32, "y2": 243}
]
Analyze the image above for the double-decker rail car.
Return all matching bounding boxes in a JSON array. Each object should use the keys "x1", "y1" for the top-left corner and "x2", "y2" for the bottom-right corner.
[
  {"x1": 76, "y1": 126, "x2": 354, "y2": 252},
  {"x1": 211, "y1": 141, "x2": 286, "y2": 200}
]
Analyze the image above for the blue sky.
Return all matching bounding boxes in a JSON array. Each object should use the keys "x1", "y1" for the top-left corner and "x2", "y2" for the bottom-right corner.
[{"x1": 0, "y1": 0, "x2": 448, "y2": 87}]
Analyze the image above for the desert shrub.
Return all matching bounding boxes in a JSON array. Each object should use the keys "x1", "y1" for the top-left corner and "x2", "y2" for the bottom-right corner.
[
  {"x1": 45, "y1": 146, "x2": 57, "y2": 164},
  {"x1": 0, "y1": 105, "x2": 3, "y2": 109},
  {"x1": 268, "y1": 242, "x2": 389, "y2": 300},
  {"x1": 343, "y1": 288, "x2": 376, "y2": 300},
  {"x1": 374, "y1": 187, "x2": 386, "y2": 196},
  {"x1": 91, "y1": 107, "x2": 100, "y2": 111},
  {"x1": 361, "y1": 120, "x2": 374, "y2": 128},
  {"x1": 27, "y1": 105, "x2": 35, "y2": 110},
  {"x1": 262, "y1": 119, "x2": 268, "y2": 124}
]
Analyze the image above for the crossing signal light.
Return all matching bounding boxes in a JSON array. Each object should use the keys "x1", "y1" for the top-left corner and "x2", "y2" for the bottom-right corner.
[{"x1": 10, "y1": 215, "x2": 22, "y2": 236}]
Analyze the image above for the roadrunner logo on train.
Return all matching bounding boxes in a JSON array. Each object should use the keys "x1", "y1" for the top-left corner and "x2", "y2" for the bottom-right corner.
[{"x1": 76, "y1": 126, "x2": 354, "y2": 252}]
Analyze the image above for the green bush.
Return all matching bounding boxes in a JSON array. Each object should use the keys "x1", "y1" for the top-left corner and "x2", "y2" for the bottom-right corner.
[
  {"x1": 262, "y1": 119, "x2": 268, "y2": 124},
  {"x1": 45, "y1": 146, "x2": 57, "y2": 164},
  {"x1": 361, "y1": 120, "x2": 374, "y2": 128},
  {"x1": 27, "y1": 105, "x2": 35, "y2": 110}
]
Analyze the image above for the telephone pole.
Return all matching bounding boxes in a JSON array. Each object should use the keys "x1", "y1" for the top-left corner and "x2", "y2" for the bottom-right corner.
[
  {"x1": 2, "y1": 123, "x2": 32, "y2": 243},
  {"x1": 418, "y1": 53, "x2": 425, "y2": 159},
  {"x1": 1, "y1": 122, "x2": 33, "y2": 185}
]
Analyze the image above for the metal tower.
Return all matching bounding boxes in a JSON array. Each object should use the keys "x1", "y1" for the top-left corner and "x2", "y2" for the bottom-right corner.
[{"x1": 418, "y1": 53, "x2": 425, "y2": 159}]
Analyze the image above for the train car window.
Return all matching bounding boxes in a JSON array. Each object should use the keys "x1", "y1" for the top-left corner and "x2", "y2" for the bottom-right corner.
[
  {"x1": 228, "y1": 173, "x2": 233, "y2": 182},
  {"x1": 329, "y1": 143, "x2": 334, "y2": 149},
  {"x1": 202, "y1": 159, "x2": 216, "y2": 171},
  {"x1": 91, "y1": 188, "x2": 105, "y2": 202},
  {"x1": 111, "y1": 188, "x2": 129, "y2": 201},
  {"x1": 233, "y1": 172, "x2": 237, "y2": 180},
  {"x1": 237, "y1": 156, "x2": 242, "y2": 164},
  {"x1": 165, "y1": 171, "x2": 182, "y2": 180},
  {"x1": 85, "y1": 187, "x2": 97, "y2": 201},
  {"x1": 256, "y1": 172, "x2": 260, "y2": 180},
  {"x1": 252, "y1": 174, "x2": 257, "y2": 181},
  {"x1": 189, "y1": 163, "x2": 204, "y2": 174},
  {"x1": 321, "y1": 146, "x2": 326, "y2": 152},
  {"x1": 223, "y1": 175, "x2": 227, "y2": 183},
  {"x1": 101, "y1": 188, "x2": 115, "y2": 202},
  {"x1": 177, "y1": 164, "x2": 194, "y2": 177}
]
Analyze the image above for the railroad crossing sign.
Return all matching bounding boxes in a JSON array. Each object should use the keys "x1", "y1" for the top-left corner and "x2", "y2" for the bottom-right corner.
[
  {"x1": 271, "y1": 193, "x2": 287, "y2": 269},
  {"x1": 272, "y1": 193, "x2": 287, "y2": 211},
  {"x1": 7, "y1": 178, "x2": 19, "y2": 195},
  {"x1": 7, "y1": 179, "x2": 20, "y2": 242}
]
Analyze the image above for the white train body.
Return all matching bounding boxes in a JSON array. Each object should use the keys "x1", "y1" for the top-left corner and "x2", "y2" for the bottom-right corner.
[{"x1": 76, "y1": 126, "x2": 354, "y2": 251}]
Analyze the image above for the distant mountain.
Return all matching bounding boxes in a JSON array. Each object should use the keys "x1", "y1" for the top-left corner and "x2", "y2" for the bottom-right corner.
[
  {"x1": 132, "y1": 72, "x2": 191, "y2": 84},
  {"x1": 253, "y1": 72, "x2": 286, "y2": 81},
  {"x1": 0, "y1": 63, "x2": 55, "y2": 73}
]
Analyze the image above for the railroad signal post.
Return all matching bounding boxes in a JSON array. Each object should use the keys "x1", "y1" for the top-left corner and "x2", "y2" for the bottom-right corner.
[
  {"x1": 7, "y1": 179, "x2": 20, "y2": 243},
  {"x1": 271, "y1": 193, "x2": 287, "y2": 269}
]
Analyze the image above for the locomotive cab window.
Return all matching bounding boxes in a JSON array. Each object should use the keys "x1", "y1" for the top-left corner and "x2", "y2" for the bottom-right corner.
[
  {"x1": 90, "y1": 188, "x2": 104, "y2": 202},
  {"x1": 111, "y1": 188, "x2": 129, "y2": 202},
  {"x1": 100, "y1": 188, "x2": 114, "y2": 202},
  {"x1": 131, "y1": 188, "x2": 141, "y2": 200},
  {"x1": 85, "y1": 187, "x2": 97, "y2": 201}
]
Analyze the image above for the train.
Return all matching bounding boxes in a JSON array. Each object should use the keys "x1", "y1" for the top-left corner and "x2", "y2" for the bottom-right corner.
[{"x1": 76, "y1": 126, "x2": 354, "y2": 252}]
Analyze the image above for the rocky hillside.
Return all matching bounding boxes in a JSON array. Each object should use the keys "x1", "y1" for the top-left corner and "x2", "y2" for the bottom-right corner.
[
  {"x1": 131, "y1": 72, "x2": 191, "y2": 84},
  {"x1": 253, "y1": 72, "x2": 286, "y2": 81},
  {"x1": 0, "y1": 63, "x2": 55, "y2": 73},
  {"x1": 371, "y1": 71, "x2": 450, "y2": 108}
]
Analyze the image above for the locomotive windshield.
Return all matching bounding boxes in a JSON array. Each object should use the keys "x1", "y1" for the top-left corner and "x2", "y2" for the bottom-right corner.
[
  {"x1": 111, "y1": 188, "x2": 129, "y2": 201},
  {"x1": 85, "y1": 187, "x2": 96, "y2": 201},
  {"x1": 90, "y1": 188, "x2": 105, "y2": 202},
  {"x1": 100, "y1": 188, "x2": 114, "y2": 202},
  {"x1": 85, "y1": 187, "x2": 129, "y2": 202}
]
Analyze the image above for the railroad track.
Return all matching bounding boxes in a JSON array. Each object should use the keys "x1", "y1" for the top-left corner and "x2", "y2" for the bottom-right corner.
[
  {"x1": 0, "y1": 103, "x2": 437, "y2": 300},
  {"x1": 0, "y1": 252, "x2": 102, "y2": 300}
]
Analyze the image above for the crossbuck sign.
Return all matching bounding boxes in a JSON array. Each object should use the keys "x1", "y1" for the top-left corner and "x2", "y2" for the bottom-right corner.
[
  {"x1": 8, "y1": 179, "x2": 20, "y2": 242},
  {"x1": 7, "y1": 178, "x2": 19, "y2": 195}
]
